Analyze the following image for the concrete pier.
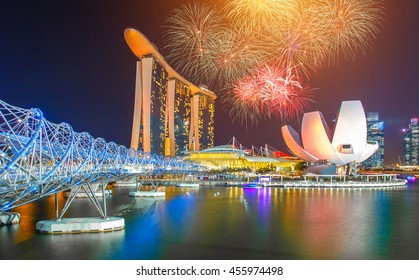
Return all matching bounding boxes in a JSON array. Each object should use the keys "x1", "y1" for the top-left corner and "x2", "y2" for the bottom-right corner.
[
  {"x1": 0, "y1": 212, "x2": 20, "y2": 225},
  {"x1": 36, "y1": 217, "x2": 124, "y2": 234}
]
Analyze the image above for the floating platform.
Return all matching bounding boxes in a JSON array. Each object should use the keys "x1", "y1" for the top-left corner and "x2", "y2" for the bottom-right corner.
[
  {"x1": 129, "y1": 191, "x2": 166, "y2": 197},
  {"x1": 36, "y1": 217, "x2": 125, "y2": 234},
  {"x1": 63, "y1": 189, "x2": 112, "y2": 198},
  {"x1": 115, "y1": 180, "x2": 138, "y2": 187},
  {"x1": 0, "y1": 212, "x2": 20, "y2": 225},
  {"x1": 177, "y1": 183, "x2": 200, "y2": 188}
]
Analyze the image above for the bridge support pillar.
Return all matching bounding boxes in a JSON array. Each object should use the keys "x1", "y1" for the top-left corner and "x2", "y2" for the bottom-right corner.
[
  {"x1": 129, "y1": 175, "x2": 165, "y2": 197},
  {"x1": 36, "y1": 183, "x2": 124, "y2": 234},
  {"x1": 63, "y1": 183, "x2": 112, "y2": 198},
  {"x1": 0, "y1": 212, "x2": 20, "y2": 225}
]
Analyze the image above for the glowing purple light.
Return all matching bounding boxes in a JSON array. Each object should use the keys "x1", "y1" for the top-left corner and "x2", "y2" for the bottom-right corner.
[{"x1": 407, "y1": 175, "x2": 416, "y2": 182}]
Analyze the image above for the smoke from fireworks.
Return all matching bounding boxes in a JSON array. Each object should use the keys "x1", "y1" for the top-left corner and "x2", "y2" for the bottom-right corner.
[{"x1": 163, "y1": 0, "x2": 385, "y2": 124}]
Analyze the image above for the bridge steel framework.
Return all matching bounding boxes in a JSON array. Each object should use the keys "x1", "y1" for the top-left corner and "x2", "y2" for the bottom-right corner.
[{"x1": 0, "y1": 99, "x2": 201, "y2": 220}]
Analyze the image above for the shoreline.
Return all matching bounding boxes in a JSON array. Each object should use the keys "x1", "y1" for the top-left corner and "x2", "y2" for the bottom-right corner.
[{"x1": 116, "y1": 173, "x2": 409, "y2": 189}]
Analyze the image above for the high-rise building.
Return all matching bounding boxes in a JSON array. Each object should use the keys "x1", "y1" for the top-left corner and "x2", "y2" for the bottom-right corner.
[
  {"x1": 199, "y1": 93, "x2": 215, "y2": 150},
  {"x1": 167, "y1": 79, "x2": 191, "y2": 156},
  {"x1": 363, "y1": 112, "x2": 384, "y2": 168},
  {"x1": 403, "y1": 117, "x2": 419, "y2": 165},
  {"x1": 189, "y1": 92, "x2": 215, "y2": 151},
  {"x1": 150, "y1": 57, "x2": 168, "y2": 155},
  {"x1": 125, "y1": 28, "x2": 216, "y2": 156}
]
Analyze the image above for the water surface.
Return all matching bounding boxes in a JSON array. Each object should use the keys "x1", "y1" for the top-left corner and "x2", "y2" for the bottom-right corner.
[{"x1": 1, "y1": 182, "x2": 418, "y2": 260}]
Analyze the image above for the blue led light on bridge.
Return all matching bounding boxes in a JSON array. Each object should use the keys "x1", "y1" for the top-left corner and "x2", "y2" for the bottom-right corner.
[{"x1": 0, "y1": 98, "x2": 201, "y2": 212}]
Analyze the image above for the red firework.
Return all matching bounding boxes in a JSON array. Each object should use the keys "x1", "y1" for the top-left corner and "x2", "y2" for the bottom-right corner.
[{"x1": 223, "y1": 64, "x2": 315, "y2": 125}]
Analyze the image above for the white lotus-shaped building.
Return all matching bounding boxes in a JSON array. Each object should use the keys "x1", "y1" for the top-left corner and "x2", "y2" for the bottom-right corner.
[{"x1": 281, "y1": 100, "x2": 378, "y2": 166}]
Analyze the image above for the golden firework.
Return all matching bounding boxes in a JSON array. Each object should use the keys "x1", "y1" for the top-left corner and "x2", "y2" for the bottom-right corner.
[
  {"x1": 163, "y1": 3, "x2": 224, "y2": 83},
  {"x1": 223, "y1": 0, "x2": 298, "y2": 35},
  {"x1": 264, "y1": 1, "x2": 329, "y2": 78},
  {"x1": 205, "y1": 28, "x2": 270, "y2": 86},
  {"x1": 315, "y1": 0, "x2": 385, "y2": 63},
  {"x1": 163, "y1": 0, "x2": 385, "y2": 124}
]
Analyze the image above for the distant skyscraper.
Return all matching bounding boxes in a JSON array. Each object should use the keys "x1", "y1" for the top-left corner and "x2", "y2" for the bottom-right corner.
[
  {"x1": 363, "y1": 112, "x2": 384, "y2": 168},
  {"x1": 403, "y1": 117, "x2": 419, "y2": 165},
  {"x1": 125, "y1": 28, "x2": 216, "y2": 156}
]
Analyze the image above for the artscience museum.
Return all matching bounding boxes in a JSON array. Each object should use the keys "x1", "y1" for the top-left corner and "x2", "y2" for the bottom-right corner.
[{"x1": 281, "y1": 100, "x2": 378, "y2": 168}]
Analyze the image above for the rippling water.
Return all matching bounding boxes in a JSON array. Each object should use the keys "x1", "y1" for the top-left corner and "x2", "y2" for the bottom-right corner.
[{"x1": 1, "y1": 181, "x2": 419, "y2": 260}]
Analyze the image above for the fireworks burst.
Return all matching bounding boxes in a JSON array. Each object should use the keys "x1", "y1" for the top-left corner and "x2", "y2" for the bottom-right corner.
[
  {"x1": 264, "y1": 1, "x2": 328, "y2": 78},
  {"x1": 223, "y1": 65, "x2": 315, "y2": 125},
  {"x1": 223, "y1": 0, "x2": 298, "y2": 35},
  {"x1": 205, "y1": 28, "x2": 270, "y2": 85},
  {"x1": 163, "y1": 0, "x2": 385, "y2": 124},
  {"x1": 163, "y1": 3, "x2": 224, "y2": 83},
  {"x1": 316, "y1": 0, "x2": 385, "y2": 63}
]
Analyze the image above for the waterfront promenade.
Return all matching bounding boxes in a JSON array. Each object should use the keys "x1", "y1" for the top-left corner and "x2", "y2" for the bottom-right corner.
[{"x1": 122, "y1": 173, "x2": 407, "y2": 189}]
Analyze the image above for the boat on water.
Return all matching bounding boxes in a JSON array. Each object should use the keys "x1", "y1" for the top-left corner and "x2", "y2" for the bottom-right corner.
[
  {"x1": 397, "y1": 174, "x2": 417, "y2": 182},
  {"x1": 225, "y1": 181, "x2": 241, "y2": 187},
  {"x1": 241, "y1": 182, "x2": 263, "y2": 188}
]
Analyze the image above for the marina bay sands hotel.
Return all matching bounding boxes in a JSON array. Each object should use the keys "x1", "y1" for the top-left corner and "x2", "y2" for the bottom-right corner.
[{"x1": 124, "y1": 28, "x2": 216, "y2": 157}]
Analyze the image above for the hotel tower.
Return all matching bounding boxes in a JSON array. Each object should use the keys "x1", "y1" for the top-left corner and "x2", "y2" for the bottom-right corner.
[{"x1": 124, "y1": 28, "x2": 216, "y2": 156}]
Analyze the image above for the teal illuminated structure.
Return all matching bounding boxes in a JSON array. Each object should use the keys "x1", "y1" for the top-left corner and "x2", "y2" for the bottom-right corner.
[{"x1": 0, "y1": 98, "x2": 201, "y2": 213}]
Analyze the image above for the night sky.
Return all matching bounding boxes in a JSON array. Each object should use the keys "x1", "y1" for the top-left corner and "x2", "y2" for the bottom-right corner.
[{"x1": 1, "y1": 0, "x2": 418, "y2": 165}]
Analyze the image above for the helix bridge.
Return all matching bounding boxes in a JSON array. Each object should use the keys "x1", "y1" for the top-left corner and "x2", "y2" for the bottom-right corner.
[{"x1": 0, "y1": 98, "x2": 202, "y2": 224}]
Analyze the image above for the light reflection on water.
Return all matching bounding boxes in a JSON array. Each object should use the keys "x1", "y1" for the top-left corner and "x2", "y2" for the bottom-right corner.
[{"x1": 1, "y1": 182, "x2": 419, "y2": 260}]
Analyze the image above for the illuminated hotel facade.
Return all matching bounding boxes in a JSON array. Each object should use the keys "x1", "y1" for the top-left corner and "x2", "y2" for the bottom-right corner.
[{"x1": 124, "y1": 28, "x2": 216, "y2": 156}]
